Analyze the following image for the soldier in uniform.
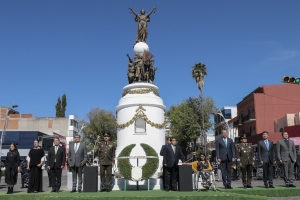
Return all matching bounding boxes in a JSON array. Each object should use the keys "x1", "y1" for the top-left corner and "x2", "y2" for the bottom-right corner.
[
  {"x1": 237, "y1": 134, "x2": 254, "y2": 189},
  {"x1": 98, "y1": 132, "x2": 115, "y2": 192}
]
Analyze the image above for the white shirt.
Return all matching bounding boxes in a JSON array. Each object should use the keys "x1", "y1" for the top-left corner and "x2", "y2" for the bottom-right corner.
[{"x1": 74, "y1": 142, "x2": 80, "y2": 151}]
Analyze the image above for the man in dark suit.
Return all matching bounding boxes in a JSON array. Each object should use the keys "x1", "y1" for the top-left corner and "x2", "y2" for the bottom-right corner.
[
  {"x1": 276, "y1": 131, "x2": 297, "y2": 187},
  {"x1": 160, "y1": 137, "x2": 172, "y2": 190},
  {"x1": 47, "y1": 137, "x2": 66, "y2": 192},
  {"x1": 257, "y1": 131, "x2": 276, "y2": 188},
  {"x1": 68, "y1": 134, "x2": 87, "y2": 193},
  {"x1": 216, "y1": 130, "x2": 236, "y2": 189},
  {"x1": 163, "y1": 137, "x2": 185, "y2": 192}
]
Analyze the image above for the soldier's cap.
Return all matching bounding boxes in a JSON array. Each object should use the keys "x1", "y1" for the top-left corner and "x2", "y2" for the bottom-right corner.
[
  {"x1": 241, "y1": 134, "x2": 247, "y2": 139},
  {"x1": 103, "y1": 132, "x2": 111, "y2": 137}
]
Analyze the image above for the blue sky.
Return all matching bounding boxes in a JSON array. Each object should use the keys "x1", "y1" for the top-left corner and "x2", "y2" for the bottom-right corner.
[{"x1": 1, "y1": 0, "x2": 300, "y2": 121}]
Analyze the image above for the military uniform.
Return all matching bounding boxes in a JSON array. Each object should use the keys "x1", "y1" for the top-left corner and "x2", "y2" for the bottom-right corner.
[
  {"x1": 98, "y1": 133, "x2": 115, "y2": 192},
  {"x1": 237, "y1": 135, "x2": 254, "y2": 188}
]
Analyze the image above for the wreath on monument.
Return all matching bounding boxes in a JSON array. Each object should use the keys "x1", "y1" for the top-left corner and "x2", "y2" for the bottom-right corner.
[
  {"x1": 116, "y1": 105, "x2": 167, "y2": 129},
  {"x1": 117, "y1": 143, "x2": 159, "y2": 181}
]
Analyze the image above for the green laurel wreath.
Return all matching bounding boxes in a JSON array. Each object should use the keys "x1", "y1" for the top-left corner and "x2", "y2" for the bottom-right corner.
[{"x1": 117, "y1": 143, "x2": 159, "y2": 181}]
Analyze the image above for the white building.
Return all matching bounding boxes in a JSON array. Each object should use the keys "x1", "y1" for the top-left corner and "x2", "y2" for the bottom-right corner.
[{"x1": 214, "y1": 106, "x2": 238, "y2": 141}]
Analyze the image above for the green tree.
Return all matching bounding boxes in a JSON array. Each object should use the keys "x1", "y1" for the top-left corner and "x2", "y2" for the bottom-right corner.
[
  {"x1": 61, "y1": 94, "x2": 67, "y2": 117},
  {"x1": 191, "y1": 62, "x2": 207, "y2": 92},
  {"x1": 167, "y1": 96, "x2": 218, "y2": 154},
  {"x1": 55, "y1": 97, "x2": 62, "y2": 117},
  {"x1": 81, "y1": 107, "x2": 117, "y2": 153}
]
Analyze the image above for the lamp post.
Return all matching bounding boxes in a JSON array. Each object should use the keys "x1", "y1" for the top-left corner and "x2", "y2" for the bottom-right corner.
[
  {"x1": 216, "y1": 111, "x2": 231, "y2": 139},
  {"x1": 0, "y1": 105, "x2": 18, "y2": 161},
  {"x1": 93, "y1": 135, "x2": 101, "y2": 161}
]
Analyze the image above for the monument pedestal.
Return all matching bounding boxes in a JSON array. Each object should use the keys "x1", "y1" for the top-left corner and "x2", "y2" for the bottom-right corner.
[{"x1": 115, "y1": 82, "x2": 166, "y2": 190}]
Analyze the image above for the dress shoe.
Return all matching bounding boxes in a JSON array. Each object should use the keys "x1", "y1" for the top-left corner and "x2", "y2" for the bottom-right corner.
[
  {"x1": 247, "y1": 185, "x2": 253, "y2": 189},
  {"x1": 224, "y1": 185, "x2": 228, "y2": 189},
  {"x1": 106, "y1": 188, "x2": 111, "y2": 192},
  {"x1": 264, "y1": 185, "x2": 269, "y2": 188},
  {"x1": 51, "y1": 189, "x2": 56, "y2": 193},
  {"x1": 70, "y1": 189, "x2": 76, "y2": 193},
  {"x1": 243, "y1": 186, "x2": 247, "y2": 189},
  {"x1": 285, "y1": 184, "x2": 290, "y2": 188},
  {"x1": 227, "y1": 185, "x2": 233, "y2": 189},
  {"x1": 78, "y1": 189, "x2": 82, "y2": 193},
  {"x1": 289, "y1": 184, "x2": 296, "y2": 187},
  {"x1": 100, "y1": 188, "x2": 107, "y2": 192},
  {"x1": 269, "y1": 185, "x2": 275, "y2": 188}
]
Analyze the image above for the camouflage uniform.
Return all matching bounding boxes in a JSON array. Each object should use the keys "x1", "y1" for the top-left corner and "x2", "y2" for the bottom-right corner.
[
  {"x1": 237, "y1": 143, "x2": 254, "y2": 187},
  {"x1": 98, "y1": 140, "x2": 115, "y2": 191}
]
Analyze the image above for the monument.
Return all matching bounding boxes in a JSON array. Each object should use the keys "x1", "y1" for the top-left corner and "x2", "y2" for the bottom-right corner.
[{"x1": 113, "y1": 7, "x2": 166, "y2": 190}]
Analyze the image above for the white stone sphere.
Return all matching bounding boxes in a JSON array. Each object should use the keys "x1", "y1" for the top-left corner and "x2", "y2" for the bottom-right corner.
[{"x1": 133, "y1": 42, "x2": 149, "y2": 54}]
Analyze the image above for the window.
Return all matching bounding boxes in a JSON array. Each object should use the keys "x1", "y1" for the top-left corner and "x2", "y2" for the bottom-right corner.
[
  {"x1": 135, "y1": 118, "x2": 146, "y2": 133},
  {"x1": 224, "y1": 109, "x2": 232, "y2": 119},
  {"x1": 70, "y1": 119, "x2": 78, "y2": 128}
]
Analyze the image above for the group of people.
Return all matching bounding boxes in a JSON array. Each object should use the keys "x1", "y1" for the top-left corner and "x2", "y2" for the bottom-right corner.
[
  {"x1": 3, "y1": 132, "x2": 115, "y2": 194},
  {"x1": 216, "y1": 130, "x2": 298, "y2": 189},
  {"x1": 3, "y1": 130, "x2": 299, "y2": 194},
  {"x1": 159, "y1": 130, "x2": 298, "y2": 192}
]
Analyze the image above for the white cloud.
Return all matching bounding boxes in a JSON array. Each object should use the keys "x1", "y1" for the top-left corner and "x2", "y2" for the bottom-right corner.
[{"x1": 269, "y1": 50, "x2": 300, "y2": 61}]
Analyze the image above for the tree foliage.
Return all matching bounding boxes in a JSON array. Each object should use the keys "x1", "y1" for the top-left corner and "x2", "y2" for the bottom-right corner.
[
  {"x1": 55, "y1": 97, "x2": 62, "y2": 117},
  {"x1": 61, "y1": 94, "x2": 67, "y2": 117},
  {"x1": 191, "y1": 62, "x2": 207, "y2": 91},
  {"x1": 55, "y1": 94, "x2": 67, "y2": 117},
  {"x1": 167, "y1": 96, "x2": 218, "y2": 153},
  {"x1": 81, "y1": 107, "x2": 117, "y2": 152}
]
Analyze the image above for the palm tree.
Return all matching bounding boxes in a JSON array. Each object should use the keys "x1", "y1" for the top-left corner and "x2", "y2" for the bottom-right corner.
[
  {"x1": 191, "y1": 62, "x2": 207, "y2": 154},
  {"x1": 191, "y1": 62, "x2": 207, "y2": 91}
]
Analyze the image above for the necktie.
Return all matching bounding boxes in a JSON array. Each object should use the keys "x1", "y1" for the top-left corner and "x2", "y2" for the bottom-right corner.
[
  {"x1": 106, "y1": 142, "x2": 107, "y2": 146},
  {"x1": 285, "y1": 139, "x2": 289, "y2": 148},
  {"x1": 173, "y1": 146, "x2": 176, "y2": 153},
  {"x1": 75, "y1": 143, "x2": 78, "y2": 153},
  {"x1": 55, "y1": 146, "x2": 58, "y2": 154},
  {"x1": 224, "y1": 138, "x2": 227, "y2": 147},
  {"x1": 265, "y1": 140, "x2": 269, "y2": 150},
  {"x1": 55, "y1": 146, "x2": 58, "y2": 162}
]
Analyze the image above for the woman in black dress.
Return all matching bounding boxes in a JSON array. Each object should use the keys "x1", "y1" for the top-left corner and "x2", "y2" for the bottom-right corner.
[
  {"x1": 5, "y1": 143, "x2": 20, "y2": 194},
  {"x1": 27, "y1": 140, "x2": 45, "y2": 193}
]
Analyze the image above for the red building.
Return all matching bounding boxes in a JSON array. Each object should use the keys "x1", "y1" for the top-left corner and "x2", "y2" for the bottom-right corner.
[{"x1": 233, "y1": 84, "x2": 300, "y2": 144}]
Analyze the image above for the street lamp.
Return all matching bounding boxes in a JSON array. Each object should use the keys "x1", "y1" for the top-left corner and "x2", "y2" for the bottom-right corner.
[
  {"x1": 93, "y1": 135, "x2": 101, "y2": 161},
  {"x1": 0, "y1": 105, "x2": 18, "y2": 161},
  {"x1": 216, "y1": 111, "x2": 231, "y2": 139}
]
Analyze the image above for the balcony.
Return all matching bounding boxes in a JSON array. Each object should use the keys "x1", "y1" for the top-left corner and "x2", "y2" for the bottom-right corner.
[
  {"x1": 233, "y1": 118, "x2": 243, "y2": 127},
  {"x1": 242, "y1": 114, "x2": 256, "y2": 124}
]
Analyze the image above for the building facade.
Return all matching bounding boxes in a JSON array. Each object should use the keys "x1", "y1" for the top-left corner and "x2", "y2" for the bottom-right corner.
[
  {"x1": 0, "y1": 106, "x2": 79, "y2": 137},
  {"x1": 232, "y1": 84, "x2": 300, "y2": 144}
]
